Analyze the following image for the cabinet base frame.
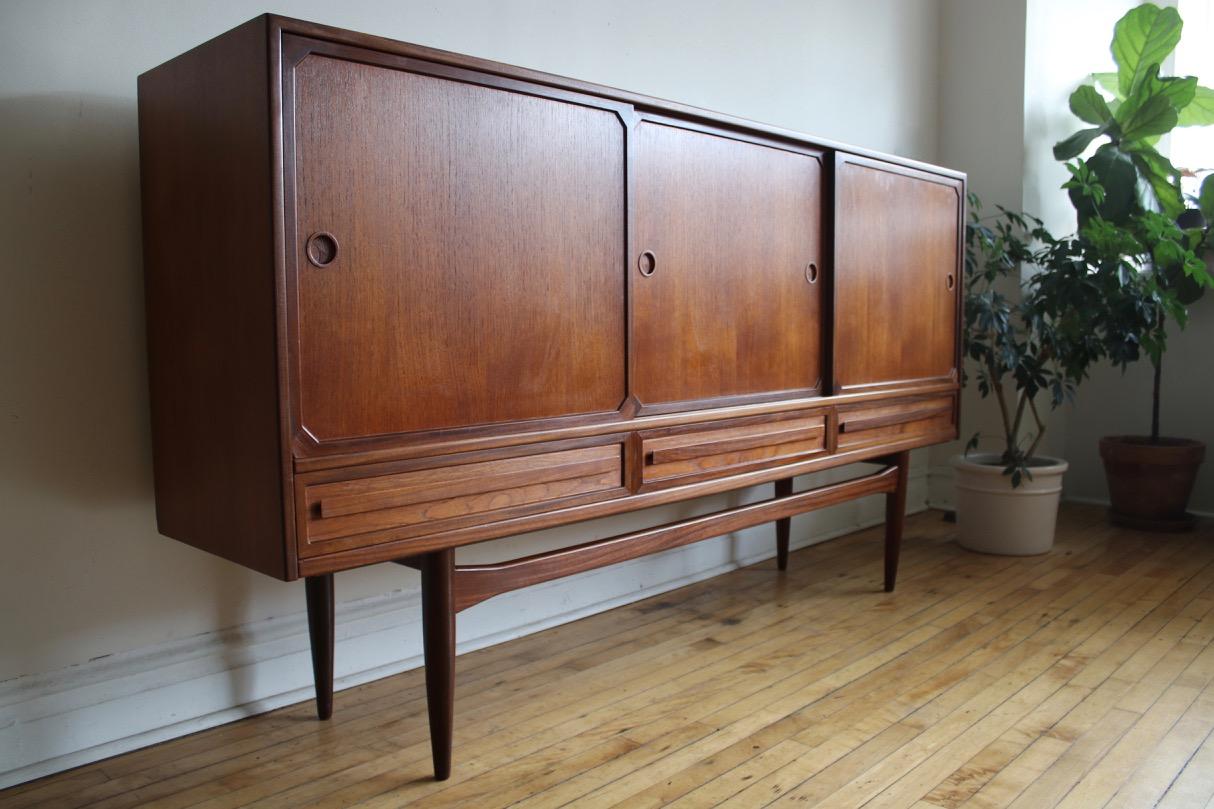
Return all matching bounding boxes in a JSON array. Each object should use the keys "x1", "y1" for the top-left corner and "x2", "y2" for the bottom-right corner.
[{"x1": 304, "y1": 450, "x2": 911, "y2": 781}]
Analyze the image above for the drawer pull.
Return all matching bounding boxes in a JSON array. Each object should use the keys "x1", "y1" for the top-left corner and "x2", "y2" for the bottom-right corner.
[
  {"x1": 647, "y1": 424, "x2": 824, "y2": 465},
  {"x1": 838, "y1": 403, "x2": 952, "y2": 434}
]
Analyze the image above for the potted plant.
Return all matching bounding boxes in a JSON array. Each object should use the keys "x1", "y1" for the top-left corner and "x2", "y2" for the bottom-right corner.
[
  {"x1": 1053, "y1": 2, "x2": 1214, "y2": 530},
  {"x1": 954, "y1": 197, "x2": 1087, "y2": 555}
]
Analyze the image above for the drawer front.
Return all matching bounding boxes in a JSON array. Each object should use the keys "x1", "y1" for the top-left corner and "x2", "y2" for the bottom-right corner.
[
  {"x1": 299, "y1": 443, "x2": 625, "y2": 555},
  {"x1": 836, "y1": 395, "x2": 955, "y2": 450},
  {"x1": 639, "y1": 412, "x2": 827, "y2": 488}
]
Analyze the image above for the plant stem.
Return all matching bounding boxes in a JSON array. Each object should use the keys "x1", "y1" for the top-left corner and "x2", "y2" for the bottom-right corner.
[
  {"x1": 1024, "y1": 395, "x2": 1046, "y2": 460},
  {"x1": 1151, "y1": 355, "x2": 1161, "y2": 443},
  {"x1": 989, "y1": 358, "x2": 1015, "y2": 461},
  {"x1": 1151, "y1": 307, "x2": 1163, "y2": 443},
  {"x1": 1010, "y1": 390, "x2": 1029, "y2": 455}
]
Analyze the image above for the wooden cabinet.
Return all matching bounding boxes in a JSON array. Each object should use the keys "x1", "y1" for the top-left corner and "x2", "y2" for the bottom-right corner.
[
  {"x1": 833, "y1": 154, "x2": 963, "y2": 393},
  {"x1": 139, "y1": 14, "x2": 964, "y2": 782}
]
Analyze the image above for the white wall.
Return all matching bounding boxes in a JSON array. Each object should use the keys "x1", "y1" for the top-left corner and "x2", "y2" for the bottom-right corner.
[
  {"x1": 0, "y1": 0, "x2": 943, "y2": 786},
  {"x1": 930, "y1": 0, "x2": 1029, "y2": 506}
]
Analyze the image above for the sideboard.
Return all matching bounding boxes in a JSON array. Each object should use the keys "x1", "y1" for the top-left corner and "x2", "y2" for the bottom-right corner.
[{"x1": 138, "y1": 14, "x2": 964, "y2": 781}]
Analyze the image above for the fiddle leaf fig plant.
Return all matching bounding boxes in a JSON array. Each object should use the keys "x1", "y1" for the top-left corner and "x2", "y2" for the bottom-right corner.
[
  {"x1": 1054, "y1": 4, "x2": 1214, "y2": 221},
  {"x1": 1053, "y1": 2, "x2": 1214, "y2": 442}
]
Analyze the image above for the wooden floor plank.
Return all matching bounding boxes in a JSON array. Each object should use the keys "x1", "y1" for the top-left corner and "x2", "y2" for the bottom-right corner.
[
  {"x1": 1155, "y1": 721, "x2": 1214, "y2": 809},
  {"x1": 773, "y1": 532, "x2": 1197, "y2": 807},
  {"x1": 1105, "y1": 673, "x2": 1214, "y2": 808}
]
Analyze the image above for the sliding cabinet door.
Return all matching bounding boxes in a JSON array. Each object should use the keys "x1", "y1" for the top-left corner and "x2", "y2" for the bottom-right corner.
[
  {"x1": 631, "y1": 120, "x2": 824, "y2": 411},
  {"x1": 287, "y1": 40, "x2": 627, "y2": 444},
  {"x1": 832, "y1": 154, "x2": 963, "y2": 394}
]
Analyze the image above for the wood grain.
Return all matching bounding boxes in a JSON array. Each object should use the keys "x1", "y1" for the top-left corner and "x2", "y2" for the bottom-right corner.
[
  {"x1": 292, "y1": 381, "x2": 960, "y2": 474},
  {"x1": 300, "y1": 444, "x2": 625, "y2": 552},
  {"x1": 837, "y1": 395, "x2": 957, "y2": 451},
  {"x1": 452, "y1": 465, "x2": 897, "y2": 612},
  {"x1": 640, "y1": 412, "x2": 827, "y2": 486},
  {"x1": 295, "y1": 428, "x2": 956, "y2": 575},
  {"x1": 833, "y1": 155, "x2": 963, "y2": 394},
  {"x1": 138, "y1": 16, "x2": 291, "y2": 578},
  {"x1": 632, "y1": 120, "x2": 824, "y2": 408},
  {"x1": 290, "y1": 47, "x2": 626, "y2": 441}
]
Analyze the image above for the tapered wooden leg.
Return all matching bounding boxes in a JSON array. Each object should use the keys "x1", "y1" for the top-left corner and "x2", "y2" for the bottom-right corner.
[
  {"x1": 884, "y1": 451, "x2": 911, "y2": 592},
  {"x1": 304, "y1": 574, "x2": 334, "y2": 720},
  {"x1": 774, "y1": 477, "x2": 794, "y2": 571},
  {"x1": 421, "y1": 548, "x2": 456, "y2": 781}
]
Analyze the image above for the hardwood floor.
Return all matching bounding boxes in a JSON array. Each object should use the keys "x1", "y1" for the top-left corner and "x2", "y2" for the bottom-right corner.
[{"x1": 5, "y1": 503, "x2": 1214, "y2": 808}]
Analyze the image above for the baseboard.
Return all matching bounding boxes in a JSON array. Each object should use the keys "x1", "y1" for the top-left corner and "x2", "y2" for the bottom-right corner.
[
  {"x1": 1062, "y1": 495, "x2": 1214, "y2": 519},
  {"x1": 0, "y1": 470, "x2": 927, "y2": 789}
]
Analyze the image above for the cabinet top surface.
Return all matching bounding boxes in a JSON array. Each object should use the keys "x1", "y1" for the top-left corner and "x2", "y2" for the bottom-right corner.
[{"x1": 145, "y1": 12, "x2": 963, "y2": 184}]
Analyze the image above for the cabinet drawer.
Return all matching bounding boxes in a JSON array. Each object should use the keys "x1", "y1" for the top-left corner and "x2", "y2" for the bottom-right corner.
[
  {"x1": 836, "y1": 395, "x2": 955, "y2": 450},
  {"x1": 298, "y1": 443, "x2": 625, "y2": 555},
  {"x1": 639, "y1": 412, "x2": 827, "y2": 488}
]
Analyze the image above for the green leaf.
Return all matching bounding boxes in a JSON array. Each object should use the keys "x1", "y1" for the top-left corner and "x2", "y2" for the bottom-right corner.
[
  {"x1": 1116, "y1": 65, "x2": 1183, "y2": 140},
  {"x1": 1086, "y1": 144, "x2": 1138, "y2": 224},
  {"x1": 1054, "y1": 127, "x2": 1105, "y2": 160},
  {"x1": 1111, "y1": 3, "x2": 1183, "y2": 97},
  {"x1": 1070, "y1": 84, "x2": 1113, "y2": 125},
  {"x1": 1153, "y1": 237, "x2": 1186, "y2": 268},
  {"x1": 1129, "y1": 146, "x2": 1185, "y2": 218},
  {"x1": 1152, "y1": 74, "x2": 1198, "y2": 112},
  {"x1": 1093, "y1": 71, "x2": 1124, "y2": 100},
  {"x1": 1200, "y1": 174, "x2": 1214, "y2": 221},
  {"x1": 1116, "y1": 95, "x2": 1175, "y2": 140},
  {"x1": 1178, "y1": 85, "x2": 1214, "y2": 126},
  {"x1": 1162, "y1": 262, "x2": 1207, "y2": 304}
]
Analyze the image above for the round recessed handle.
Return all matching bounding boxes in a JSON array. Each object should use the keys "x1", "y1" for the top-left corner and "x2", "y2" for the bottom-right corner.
[
  {"x1": 946, "y1": 272, "x2": 956, "y2": 291},
  {"x1": 638, "y1": 250, "x2": 657, "y2": 277},
  {"x1": 805, "y1": 262, "x2": 819, "y2": 284},
  {"x1": 306, "y1": 232, "x2": 339, "y2": 268}
]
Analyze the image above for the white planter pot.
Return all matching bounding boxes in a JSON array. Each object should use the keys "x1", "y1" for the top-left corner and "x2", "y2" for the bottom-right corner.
[{"x1": 952, "y1": 453, "x2": 1068, "y2": 555}]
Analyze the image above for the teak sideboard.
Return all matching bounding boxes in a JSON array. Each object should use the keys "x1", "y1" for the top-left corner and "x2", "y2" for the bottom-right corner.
[{"x1": 138, "y1": 14, "x2": 965, "y2": 781}]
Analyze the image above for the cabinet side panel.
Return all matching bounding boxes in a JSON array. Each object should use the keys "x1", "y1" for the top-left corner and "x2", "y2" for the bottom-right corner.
[{"x1": 138, "y1": 17, "x2": 288, "y2": 579}]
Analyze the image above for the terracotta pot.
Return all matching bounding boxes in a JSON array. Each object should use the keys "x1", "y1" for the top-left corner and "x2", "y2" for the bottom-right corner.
[
  {"x1": 1099, "y1": 436, "x2": 1206, "y2": 531},
  {"x1": 952, "y1": 453, "x2": 1068, "y2": 555}
]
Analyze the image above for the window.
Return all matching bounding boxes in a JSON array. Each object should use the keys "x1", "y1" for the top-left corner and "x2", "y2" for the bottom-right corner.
[{"x1": 1173, "y1": 0, "x2": 1213, "y2": 201}]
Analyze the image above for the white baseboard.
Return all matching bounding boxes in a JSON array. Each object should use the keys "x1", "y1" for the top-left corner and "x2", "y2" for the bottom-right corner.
[
  {"x1": 1062, "y1": 494, "x2": 1214, "y2": 519},
  {"x1": 0, "y1": 470, "x2": 927, "y2": 789}
]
